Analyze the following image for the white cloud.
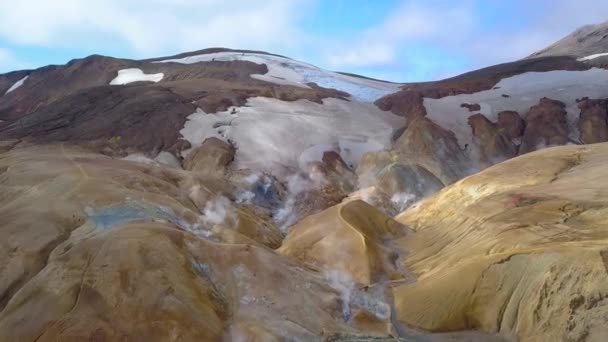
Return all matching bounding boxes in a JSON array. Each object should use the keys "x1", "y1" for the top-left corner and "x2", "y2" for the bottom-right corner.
[
  {"x1": 0, "y1": 0, "x2": 310, "y2": 56},
  {"x1": 324, "y1": 0, "x2": 608, "y2": 79},
  {"x1": 369, "y1": 2, "x2": 475, "y2": 44},
  {"x1": 2, "y1": 0, "x2": 608, "y2": 81},
  {"x1": 325, "y1": 2, "x2": 475, "y2": 68},
  {"x1": 467, "y1": 1, "x2": 608, "y2": 66},
  {"x1": 458, "y1": 31, "x2": 553, "y2": 68},
  {"x1": 328, "y1": 43, "x2": 395, "y2": 67}
]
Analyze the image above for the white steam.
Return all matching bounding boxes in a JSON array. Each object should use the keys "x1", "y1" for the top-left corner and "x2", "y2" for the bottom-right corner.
[
  {"x1": 356, "y1": 187, "x2": 378, "y2": 206},
  {"x1": 235, "y1": 173, "x2": 260, "y2": 204},
  {"x1": 274, "y1": 172, "x2": 327, "y2": 233},
  {"x1": 324, "y1": 270, "x2": 355, "y2": 321},
  {"x1": 235, "y1": 172, "x2": 275, "y2": 205},
  {"x1": 235, "y1": 190, "x2": 255, "y2": 204},
  {"x1": 390, "y1": 192, "x2": 416, "y2": 213},
  {"x1": 243, "y1": 173, "x2": 261, "y2": 184},
  {"x1": 201, "y1": 196, "x2": 237, "y2": 226}
]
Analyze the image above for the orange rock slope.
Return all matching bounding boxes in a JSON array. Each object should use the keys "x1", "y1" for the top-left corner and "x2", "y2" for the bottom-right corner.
[
  {"x1": 2, "y1": 141, "x2": 608, "y2": 341},
  {"x1": 0, "y1": 144, "x2": 400, "y2": 341},
  {"x1": 278, "y1": 142, "x2": 608, "y2": 341},
  {"x1": 392, "y1": 143, "x2": 608, "y2": 342}
]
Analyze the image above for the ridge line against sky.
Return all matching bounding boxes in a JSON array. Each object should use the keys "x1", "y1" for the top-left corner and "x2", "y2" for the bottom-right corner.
[{"x1": 0, "y1": 0, "x2": 607, "y2": 82}]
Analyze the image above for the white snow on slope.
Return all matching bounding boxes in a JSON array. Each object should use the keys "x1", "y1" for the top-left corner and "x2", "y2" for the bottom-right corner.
[
  {"x1": 423, "y1": 68, "x2": 608, "y2": 148},
  {"x1": 123, "y1": 151, "x2": 181, "y2": 169},
  {"x1": 156, "y1": 52, "x2": 401, "y2": 102},
  {"x1": 180, "y1": 97, "x2": 405, "y2": 172},
  {"x1": 110, "y1": 68, "x2": 164, "y2": 85},
  {"x1": 578, "y1": 53, "x2": 608, "y2": 61},
  {"x1": 4, "y1": 75, "x2": 28, "y2": 95}
]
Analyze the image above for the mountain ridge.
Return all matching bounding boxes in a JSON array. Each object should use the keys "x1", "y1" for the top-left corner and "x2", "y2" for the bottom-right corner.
[{"x1": 529, "y1": 20, "x2": 608, "y2": 59}]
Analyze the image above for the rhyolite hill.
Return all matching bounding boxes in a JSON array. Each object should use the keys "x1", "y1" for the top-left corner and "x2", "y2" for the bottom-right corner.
[{"x1": 1, "y1": 22, "x2": 608, "y2": 342}]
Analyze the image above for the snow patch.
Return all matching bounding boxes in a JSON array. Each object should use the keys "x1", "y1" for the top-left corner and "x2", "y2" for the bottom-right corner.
[
  {"x1": 298, "y1": 143, "x2": 338, "y2": 168},
  {"x1": 250, "y1": 74, "x2": 310, "y2": 88},
  {"x1": 122, "y1": 153, "x2": 155, "y2": 164},
  {"x1": 122, "y1": 151, "x2": 181, "y2": 169},
  {"x1": 4, "y1": 75, "x2": 28, "y2": 95},
  {"x1": 154, "y1": 151, "x2": 181, "y2": 168},
  {"x1": 423, "y1": 69, "x2": 608, "y2": 149},
  {"x1": 297, "y1": 140, "x2": 384, "y2": 169},
  {"x1": 578, "y1": 53, "x2": 608, "y2": 61},
  {"x1": 110, "y1": 68, "x2": 164, "y2": 85},
  {"x1": 180, "y1": 97, "x2": 404, "y2": 172},
  {"x1": 156, "y1": 52, "x2": 401, "y2": 102}
]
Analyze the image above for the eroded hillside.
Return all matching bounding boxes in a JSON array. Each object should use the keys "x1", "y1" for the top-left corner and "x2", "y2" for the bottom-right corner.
[{"x1": 1, "y1": 23, "x2": 608, "y2": 341}]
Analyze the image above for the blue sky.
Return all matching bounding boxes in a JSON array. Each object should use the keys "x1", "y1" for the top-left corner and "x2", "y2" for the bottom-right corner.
[{"x1": 0, "y1": 0, "x2": 607, "y2": 81}]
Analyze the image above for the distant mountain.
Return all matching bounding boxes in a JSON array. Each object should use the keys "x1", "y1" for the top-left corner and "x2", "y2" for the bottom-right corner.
[
  {"x1": 0, "y1": 48, "x2": 402, "y2": 173},
  {"x1": 4, "y1": 20, "x2": 608, "y2": 194},
  {"x1": 529, "y1": 21, "x2": 608, "y2": 60},
  {"x1": 2, "y1": 37, "x2": 608, "y2": 202}
]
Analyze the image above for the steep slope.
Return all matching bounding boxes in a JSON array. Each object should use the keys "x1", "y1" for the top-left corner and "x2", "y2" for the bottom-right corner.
[
  {"x1": 3, "y1": 42, "x2": 608, "y2": 204},
  {"x1": 0, "y1": 144, "x2": 388, "y2": 341},
  {"x1": 362, "y1": 54, "x2": 608, "y2": 209},
  {"x1": 278, "y1": 200, "x2": 411, "y2": 286},
  {"x1": 0, "y1": 49, "x2": 404, "y2": 174},
  {"x1": 529, "y1": 21, "x2": 608, "y2": 60},
  {"x1": 0, "y1": 142, "x2": 514, "y2": 341},
  {"x1": 392, "y1": 143, "x2": 608, "y2": 341}
]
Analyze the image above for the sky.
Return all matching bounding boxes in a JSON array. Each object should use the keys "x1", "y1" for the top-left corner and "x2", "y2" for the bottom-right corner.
[{"x1": 0, "y1": 0, "x2": 607, "y2": 82}]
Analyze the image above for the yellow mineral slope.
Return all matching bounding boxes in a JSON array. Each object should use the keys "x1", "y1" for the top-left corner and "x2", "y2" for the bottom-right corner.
[
  {"x1": 393, "y1": 143, "x2": 608, "y2": 341},
  {"x1": 0, "y1": 144, "x2": 373, "y2": 341},
  {"x1": 279, "y1": 200, "x2": 411, "y2": 286},
  {"x1": 4, "y1": 141, "x2": 608, "y2": 341}
]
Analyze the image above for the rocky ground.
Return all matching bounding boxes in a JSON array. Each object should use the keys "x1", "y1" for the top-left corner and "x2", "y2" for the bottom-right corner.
[{"x1": 1, "y1": 24, "x2": 608, "y2": 341}]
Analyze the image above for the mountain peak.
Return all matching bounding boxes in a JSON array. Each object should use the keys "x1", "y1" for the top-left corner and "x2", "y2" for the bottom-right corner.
[{"x1": 529, "y1": 20, "x2": 608, "y2": 59}]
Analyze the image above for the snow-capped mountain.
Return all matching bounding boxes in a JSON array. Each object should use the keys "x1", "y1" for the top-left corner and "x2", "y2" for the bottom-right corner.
[{"x1": 0, "y1": 48, "x2": 405, "y2": 174}]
